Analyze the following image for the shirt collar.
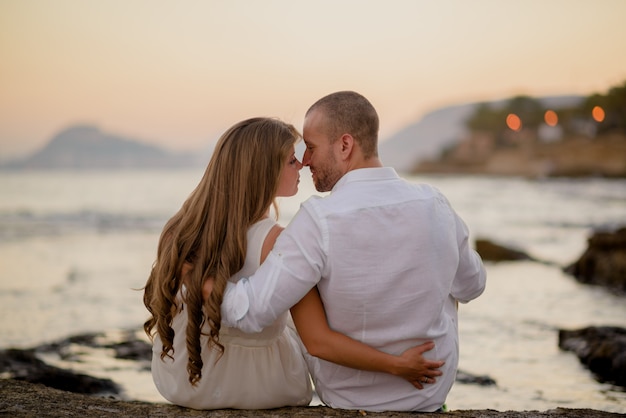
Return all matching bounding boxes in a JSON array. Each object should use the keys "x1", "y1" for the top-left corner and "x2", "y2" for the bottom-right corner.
[{"x1": 332, "y1": 167, "x2": 399, "y2": 192}]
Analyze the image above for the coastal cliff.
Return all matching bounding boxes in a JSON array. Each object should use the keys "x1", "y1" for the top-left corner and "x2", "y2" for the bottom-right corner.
[{"x1": 412, "y1": 133, "x2": 626, "y2": 178}]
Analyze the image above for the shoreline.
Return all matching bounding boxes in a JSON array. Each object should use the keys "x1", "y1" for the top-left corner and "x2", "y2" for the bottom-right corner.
[{"x1": 1, "y1": 379, "x2": 623, "y2": 418}]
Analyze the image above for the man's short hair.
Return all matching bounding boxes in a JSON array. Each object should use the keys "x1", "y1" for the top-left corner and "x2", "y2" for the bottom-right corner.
[{"x1": 307, "y1": 91, "x2": 379, "y2": 159}]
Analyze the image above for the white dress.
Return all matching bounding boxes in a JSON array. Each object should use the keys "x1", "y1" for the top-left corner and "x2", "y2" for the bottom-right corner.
[{"x1": 151, "y1": 218, "x2": 312, "y2": 409}]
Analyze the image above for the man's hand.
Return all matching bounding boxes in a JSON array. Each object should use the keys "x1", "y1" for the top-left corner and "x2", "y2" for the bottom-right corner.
[
  {"x1": 393, "y1": 341, "x2": 444, "y2": 390},
  {"x1": 181, "y1": 262, "x2": 215, "y2": 302}
]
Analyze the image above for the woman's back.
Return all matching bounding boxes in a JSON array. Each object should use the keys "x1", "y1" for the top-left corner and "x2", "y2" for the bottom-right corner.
[{"x1": 151, "y1": 218, "x2": 312, "y2": 409}]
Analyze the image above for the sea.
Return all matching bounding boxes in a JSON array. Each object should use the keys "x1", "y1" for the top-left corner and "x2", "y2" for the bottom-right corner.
[{"x1": 0, "y1": 168, "x2": 625, "y2": 413}]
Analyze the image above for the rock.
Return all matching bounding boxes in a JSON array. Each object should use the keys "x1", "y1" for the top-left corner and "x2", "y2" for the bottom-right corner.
[
  {"x1": 558, "y1": 326, "x2": 626, "y2": 387},
  {"x1": 108, "y1": 338, "x2": 153, "y2": 361},
  {"x1": 455, "y1": 370, "x2": 496, "y2": 386},
  {"x1": 0, "y1": 348, "x2": 121, "y2": 395},
  {"x1": 564, "y1": 226, "x2": 626, "y2": 293},
  {"x1": 0, "y1": 379, "x2": 621, "y2": 418},
  {"x1": 475, "y1": 239, "x2": 533, "y2": 262},
  {"x1": 36, "y1": 329, "x2": 152, "y2": 361},
  {"x1": 0, "y1": 330, "x2": 152, "y2": 396}
]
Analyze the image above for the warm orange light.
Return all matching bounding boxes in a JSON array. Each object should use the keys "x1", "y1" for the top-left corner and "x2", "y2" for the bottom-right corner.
[
  {"x1": 544, "y1": 110, "x2": 558, "y2": 127},
  {"x1": 506, "y1": 113, "x2": 522, "y2": 131},
  {"x1": 592, "y1": 106, "x2": 605, "y2": 122}
]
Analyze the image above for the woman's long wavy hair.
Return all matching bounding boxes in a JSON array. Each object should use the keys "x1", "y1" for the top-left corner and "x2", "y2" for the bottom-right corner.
[{"x1": 143, "y1": 117, "x2": 300, "y2": 386}]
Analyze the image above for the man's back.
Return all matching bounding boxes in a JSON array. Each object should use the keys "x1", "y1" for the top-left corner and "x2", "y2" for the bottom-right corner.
[
  {"x1": 296, "y1": 167, "x2": 485, "y2": 411},
  {"x1": 221, "y1": 167, "x2": 486, "y2": 411}
]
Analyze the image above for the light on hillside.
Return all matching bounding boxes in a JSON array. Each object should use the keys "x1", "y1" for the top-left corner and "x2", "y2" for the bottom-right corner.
[
  {"x1": 506, "y1": 113, "x2": 522, "y2": 132},
  {"x1": 592, "y1": 106, "x2": 605, "y2": 122},
  {"x1": 544, "y1": 110, "x2": 558, "y2": 127}
]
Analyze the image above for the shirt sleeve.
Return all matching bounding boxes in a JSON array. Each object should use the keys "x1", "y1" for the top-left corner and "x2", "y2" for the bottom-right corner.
[
  {"x1": 221, "y1": 202, "x2": 326, "y2": 333},
  {"x1": 450, "y1": 210, "x2": 487, "y2": 303}
]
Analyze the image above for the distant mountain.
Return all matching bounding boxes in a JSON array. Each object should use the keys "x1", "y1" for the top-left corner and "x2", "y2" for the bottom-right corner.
[
  {"x1": 2, "y1": 125, "x2": 205, "y2": 170},
  {"x1": 4, "y1": 95, "x2": 587, "y2": 171},
  {"x1": 379, "y1": 95, "x2": 585, "y2": 173},
  {"x1": 380, "y1": 103, "x2": 475, "y2": 173}
]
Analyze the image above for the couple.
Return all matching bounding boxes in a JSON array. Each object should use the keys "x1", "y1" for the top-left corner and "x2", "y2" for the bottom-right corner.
[{"x1": 143, "y1": 91, "x2": 486, "y2": 412}]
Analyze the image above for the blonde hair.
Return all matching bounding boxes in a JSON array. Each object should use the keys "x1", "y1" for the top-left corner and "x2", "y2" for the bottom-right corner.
[{"x1": 143, "y1": 117, "x2": 300, "y2": 385}]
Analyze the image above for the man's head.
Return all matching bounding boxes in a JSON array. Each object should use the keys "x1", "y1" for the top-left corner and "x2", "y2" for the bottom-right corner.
[{"x1": 302, "y1": 91, "x2": 380, "y2": 192}]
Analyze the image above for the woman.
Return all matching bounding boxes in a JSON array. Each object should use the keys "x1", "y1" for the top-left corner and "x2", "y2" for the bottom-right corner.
[{"x1": 143, "y1": 117, "x2": 441, "y2": 409}]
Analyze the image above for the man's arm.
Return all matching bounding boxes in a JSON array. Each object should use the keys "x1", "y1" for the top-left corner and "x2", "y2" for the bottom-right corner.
[
  {"x1": 221, "y1": 205, "x2": 325, "y2": 332},
  {"x1": 450, "y1": 212, "x2": 486, "y2": 303}
]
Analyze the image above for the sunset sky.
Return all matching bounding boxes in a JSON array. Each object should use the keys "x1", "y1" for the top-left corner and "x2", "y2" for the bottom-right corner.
[{"x1": 1, "y1": 0, "x2": 625, "y2": 161}]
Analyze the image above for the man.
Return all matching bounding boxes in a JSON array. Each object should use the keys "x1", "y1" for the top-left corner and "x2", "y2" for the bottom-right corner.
[{"x1": 220, "y1": 91, "x2": 486, "y2": 411}]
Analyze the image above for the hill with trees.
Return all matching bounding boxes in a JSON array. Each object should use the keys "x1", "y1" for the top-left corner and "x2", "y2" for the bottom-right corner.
[{"x1": 411, "y1": 81, "x2": 626, "y2": 178}]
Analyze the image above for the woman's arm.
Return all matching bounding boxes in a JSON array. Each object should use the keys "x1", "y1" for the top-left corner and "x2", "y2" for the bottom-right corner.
[{"x1": 290, "y1": 287, "x2": 444, "y2": 390}]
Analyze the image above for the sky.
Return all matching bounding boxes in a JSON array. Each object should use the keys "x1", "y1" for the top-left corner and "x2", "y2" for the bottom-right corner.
[{"x1": 1, "y1": 0, "x2": 626, "y2": 160}]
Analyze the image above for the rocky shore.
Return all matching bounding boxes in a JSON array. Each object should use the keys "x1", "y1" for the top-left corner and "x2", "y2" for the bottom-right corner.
[
  {"x1": 1, "y1": 227, "x2": 625, "y2": 417},
  {"x1": 473, "y1": 227, "x2": 626, "y2": 388},
  {"x1": 1, "y1": 379, "x2": 622, "y2": 418}
]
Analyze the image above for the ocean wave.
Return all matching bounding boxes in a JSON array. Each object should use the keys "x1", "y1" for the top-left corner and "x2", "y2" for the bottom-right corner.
[{"x1": 0, "y1": 209, "x2": 167, "y2": 241}]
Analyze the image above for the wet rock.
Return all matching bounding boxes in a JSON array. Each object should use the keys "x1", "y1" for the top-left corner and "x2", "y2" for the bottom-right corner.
[
  {"x1": 558, "y1": 326, "x2": 626, "y2": 387},
  {"x1": 564, "y1": 226, "x2": 626, "y2": 294},
  {"x1": 0, "y1": 330, "x2": 152, "y2": 396},
  {"x1": 475, "y1": 239, "x2": 533, "y2": 262},
  {"x1": 36, "y1": 330, "x2": 152, "y2": 362},
  {"x1": 0, "y1": 348, "x2": 120, "y2": 395},
  {"x1": 109, "y1": 338, "x2": 152, "y2": 361},
  {"x1": 0, "y1": 379, "x2": 622, "y2": 418},
  {"x1": 455, "y1": 370, "x2": 497, "y2": 386}
]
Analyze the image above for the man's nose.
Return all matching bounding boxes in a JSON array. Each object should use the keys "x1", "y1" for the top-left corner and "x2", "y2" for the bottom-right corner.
[{"x1": 302, "y1": 150, "x2": 311, "y2": 166}]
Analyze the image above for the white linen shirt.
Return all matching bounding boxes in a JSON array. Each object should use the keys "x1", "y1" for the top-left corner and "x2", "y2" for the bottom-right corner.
[{"x1": 221, "y1": 167, "x2": 486, "y2": 412}]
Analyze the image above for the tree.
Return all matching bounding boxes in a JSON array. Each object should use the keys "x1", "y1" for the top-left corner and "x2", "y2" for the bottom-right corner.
[
  {"x1": 504, "y1": 96, "x2": 543, "y2": 129},
  {"x1": 466, "y1": 103, "x2": 505, "y2": 132}
]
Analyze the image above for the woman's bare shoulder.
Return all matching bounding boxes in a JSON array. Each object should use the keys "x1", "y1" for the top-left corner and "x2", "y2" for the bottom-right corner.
[{"x1": 260, "y1": 224, "x2": 284, "y2": 263}]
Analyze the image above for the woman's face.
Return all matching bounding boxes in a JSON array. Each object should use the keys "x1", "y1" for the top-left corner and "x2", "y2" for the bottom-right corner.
[{"x1": 275, "y1": 145, "x2": 302, "y2": 197}]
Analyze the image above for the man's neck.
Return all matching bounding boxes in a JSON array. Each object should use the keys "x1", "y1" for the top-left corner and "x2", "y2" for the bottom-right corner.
[{"x1": 348, "y1": 156, "x2": 383, "y2": 171}]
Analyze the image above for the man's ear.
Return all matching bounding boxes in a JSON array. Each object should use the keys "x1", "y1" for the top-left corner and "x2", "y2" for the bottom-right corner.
[{"x1": 338, "y1": 134, "x2": 354, "y2": 160}]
